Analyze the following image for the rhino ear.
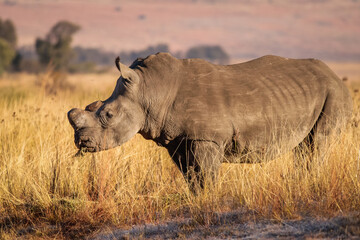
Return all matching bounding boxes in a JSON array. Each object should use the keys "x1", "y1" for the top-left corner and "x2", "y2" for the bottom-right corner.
[{"x1": 115, "y1": 56, "x2": 139, "y2": 83}]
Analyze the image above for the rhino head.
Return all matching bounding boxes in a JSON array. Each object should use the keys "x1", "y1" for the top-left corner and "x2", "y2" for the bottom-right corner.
[{"x1": 67, "y1": 57, "x2": 145, "y2": 152}]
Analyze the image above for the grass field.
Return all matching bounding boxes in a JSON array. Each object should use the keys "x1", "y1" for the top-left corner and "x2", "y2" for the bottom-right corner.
[{"x1": 0, "y1": 70, "x2": 359, "y2": 239}]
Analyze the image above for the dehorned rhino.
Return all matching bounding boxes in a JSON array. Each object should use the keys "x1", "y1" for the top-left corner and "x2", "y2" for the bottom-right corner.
[{"x1": 68, "y1": 53, "x2": 352, "y2": 191}]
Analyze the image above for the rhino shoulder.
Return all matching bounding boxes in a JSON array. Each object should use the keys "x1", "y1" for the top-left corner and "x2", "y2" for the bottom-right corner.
[
  {"x1": 143, "y1": 52, "x2": 177, "y2": 65},
  {"x1": 259, "y1": 55, "x2": 288, "y2": 61},
  {"x1": 129, "y1": 52, "x2": 181, "y2": 77}
]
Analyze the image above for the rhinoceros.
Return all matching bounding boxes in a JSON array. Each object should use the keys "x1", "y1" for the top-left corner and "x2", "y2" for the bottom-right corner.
[{"x1": 68, "y1": 53, "x2": 352, "y2": 191}]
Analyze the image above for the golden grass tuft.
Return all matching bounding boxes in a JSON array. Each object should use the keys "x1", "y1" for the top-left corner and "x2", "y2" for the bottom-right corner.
[{"x1": 0, "y1": 73, "x2": 359, "y2": 238}]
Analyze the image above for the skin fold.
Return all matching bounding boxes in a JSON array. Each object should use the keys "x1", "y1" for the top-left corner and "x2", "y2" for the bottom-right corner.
[{"x1": 68, "y1": 53, "x2": 353, "y2": 192}]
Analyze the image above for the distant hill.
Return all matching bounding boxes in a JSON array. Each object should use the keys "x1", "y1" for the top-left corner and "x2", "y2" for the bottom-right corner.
[{"x1": 1, "y1": 0, "x2": 359, "y2": 61}]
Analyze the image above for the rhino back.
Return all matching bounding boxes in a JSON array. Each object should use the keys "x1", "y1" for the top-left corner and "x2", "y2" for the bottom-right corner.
[
  {"x1": 136, "y1": 54, "x2": 349, "y2": 155},
  {"x1": 169, "y1": 55, "x2": 343, "y2": 152}
]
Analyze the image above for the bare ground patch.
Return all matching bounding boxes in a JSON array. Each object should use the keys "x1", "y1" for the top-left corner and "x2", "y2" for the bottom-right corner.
[{"x1": 90, "y1": 212, "x2": 360, "y2": 239}]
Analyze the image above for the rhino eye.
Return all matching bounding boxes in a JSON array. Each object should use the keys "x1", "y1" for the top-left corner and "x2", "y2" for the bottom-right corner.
[{"x1": 106, "y1": 111, "x2": 113, "y2": 119}]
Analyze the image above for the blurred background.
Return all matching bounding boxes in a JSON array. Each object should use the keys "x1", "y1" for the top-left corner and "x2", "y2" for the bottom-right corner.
[
  {"x1": 0, "y1": 0, "x2": 359, "y2": 79},
  {"x1": 1, "y1": 2, "x2": 360, "y2": 238}
]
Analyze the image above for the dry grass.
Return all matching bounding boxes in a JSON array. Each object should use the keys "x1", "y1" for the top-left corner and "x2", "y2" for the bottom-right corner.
[{"x1": 0, "y1": 72, "x2": 359, "y2": 239}]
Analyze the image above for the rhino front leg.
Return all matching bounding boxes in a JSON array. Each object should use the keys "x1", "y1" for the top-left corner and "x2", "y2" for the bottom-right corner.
[
  {"x1": 167, "y1": 139, "x2": 223, "y2": 193},
  {"x1": 190, "y1": 140, "x2": 223, "y2": 191}
]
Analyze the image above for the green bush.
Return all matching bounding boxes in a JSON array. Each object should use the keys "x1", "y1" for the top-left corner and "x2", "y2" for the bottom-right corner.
[
  {"x1": 0, "y1": 38, "x2": 15, "y2": 76},
  {"x1": 0, "y1": 18, "x2": 17, "y2": 49},
  {"x1": 36, "y1": 21, "x2": 80, "y2": 71}
]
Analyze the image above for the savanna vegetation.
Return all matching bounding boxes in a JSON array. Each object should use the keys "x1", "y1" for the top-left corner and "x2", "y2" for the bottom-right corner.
[
  {"x1": 1, "y1": 17, "x2": 230, "y2": 76},
  {"x1": 0, "y1": 69, "x2": 359, "y2": 238}
]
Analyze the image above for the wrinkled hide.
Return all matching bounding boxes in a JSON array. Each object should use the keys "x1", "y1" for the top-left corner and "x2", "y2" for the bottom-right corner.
[{"x1": 68, "y1": 53, "x2": 353, "y2": 191}]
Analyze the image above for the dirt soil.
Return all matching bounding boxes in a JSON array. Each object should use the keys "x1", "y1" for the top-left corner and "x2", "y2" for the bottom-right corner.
[{"x1": 90, "y1": 212, "x2": 360, "y2": 239}]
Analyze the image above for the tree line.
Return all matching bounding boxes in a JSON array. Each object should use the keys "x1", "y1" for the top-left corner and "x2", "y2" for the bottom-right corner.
[{"x1": 0, "y1": 19, "x2": 230, "y2": 75}]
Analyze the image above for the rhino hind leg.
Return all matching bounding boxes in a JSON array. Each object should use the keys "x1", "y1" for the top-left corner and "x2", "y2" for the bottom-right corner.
[
  {"x1": 294, "y1": 89, "x2": 352, "y2": 170},
  {"x1": 167, "y1": 138, "x2": 222, "y2": 193},
  {"x1": 293, "y1": 128, "x2": 315, "y2": 170}
]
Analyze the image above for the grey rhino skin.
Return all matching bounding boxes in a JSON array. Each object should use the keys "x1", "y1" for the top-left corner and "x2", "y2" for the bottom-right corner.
[{"x1": 68, "y1": 53, "x2": 352, "y2": 190}]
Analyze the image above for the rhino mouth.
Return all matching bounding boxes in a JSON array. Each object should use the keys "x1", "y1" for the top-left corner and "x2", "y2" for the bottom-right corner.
[{"x1": 74, "y1": 132, "x2": 98, "y2": 152}]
